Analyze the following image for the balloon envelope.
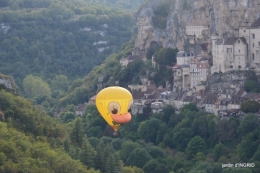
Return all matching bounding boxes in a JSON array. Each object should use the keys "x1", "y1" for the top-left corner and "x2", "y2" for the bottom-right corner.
[{"x1": 96, "y1": 86, "x2": 133, "y2": 131}]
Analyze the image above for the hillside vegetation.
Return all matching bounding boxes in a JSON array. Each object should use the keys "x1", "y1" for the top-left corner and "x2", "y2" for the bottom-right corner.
[{"x1": 0, "y1": 0, "x2": 142, "y2": 93}]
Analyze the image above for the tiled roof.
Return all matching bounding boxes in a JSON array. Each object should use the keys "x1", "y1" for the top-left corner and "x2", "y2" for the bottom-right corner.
[
  {"x1": 197, "y1": 62, "x2": 209, "y2": 68},
  {"x1": 242, "y1": 93, "x2": 260, "y2": 100},
  {"x1": 132, "y1": 91, "x2": 144, "y2": 99},
  {"x1": 183, "y1": 96, "x2": 195, "y2": 102},
  {"x1": 223, "y1": 37, "x2": 237, "y2": 45},
  {"x1": 203, "y1": 93, "x2": 218, "y2": 104},
  {"x1": 250, "y1": 17, "x2": 260, "y2": 28},
  {"x1": 239, "y1": 37, "x2": 247, "y2": 45}
]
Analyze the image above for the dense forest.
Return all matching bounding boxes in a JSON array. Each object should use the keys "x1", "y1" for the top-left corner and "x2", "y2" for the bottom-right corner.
[
  {"x1": 1, "y1": 0, "x2": 260, "y2": 172},
  {"x1": 0, "y1": 0, "x2": 143, "y2": 94},
  {"x1": 0, "y1": 87, "x2": 260, "y2": 173}
]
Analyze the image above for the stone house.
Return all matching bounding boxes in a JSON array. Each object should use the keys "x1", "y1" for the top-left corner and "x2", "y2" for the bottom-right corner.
[
  {"x1": 190, "y1": 57, "x2": 210, "y2": 88},
  {"x1": 186, "y1": 20, "x2": 208, "y2": 39},
  {"x1": 176, "y1": 51, "x2": 194, "y2": 65},
  {"x1": 239, "y1": 17, "x2": 260, "y2": 72},
  {"x1": 202, "y1": 93, "x2": 218, "y2": 114},
  {"x1": 214, "y1": 98, "x2": 230, "y2": 115},
  {"x1": 218, "y1": 109, "x2": 244, "y2": 120},
  {"x1": 211, "y1": 37, "x2": 247, "y2": 73}
]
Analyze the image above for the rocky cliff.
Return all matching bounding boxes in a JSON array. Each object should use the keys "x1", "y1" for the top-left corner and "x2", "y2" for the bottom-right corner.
[
  {"x1": 0, "y1": 74, "x2": 16, "y2": 92},
  {"x1": 134, "y1": 0, "x2": 260, "y2": 57}
]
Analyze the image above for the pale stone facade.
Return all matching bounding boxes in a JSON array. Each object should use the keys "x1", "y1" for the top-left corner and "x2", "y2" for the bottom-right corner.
[
  {"x1": 211, "y1": 37, "x2": 247, "y2": 74},
  {"x1": 186, "y1": 20, "x2": 208, "y2": 39},
  {"x1": 176, "y1": 51, "x2": 194, "y2": 65},
  {"x1": 239, "y1": 17, "x2": 260, "y2": 72},
  {"x1": 190, "y1": 57, "x2": 210, "y2": 88}
]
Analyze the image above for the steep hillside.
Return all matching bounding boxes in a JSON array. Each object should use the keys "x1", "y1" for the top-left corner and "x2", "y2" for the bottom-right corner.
[
  {"x1": 134, "y1": 0, "x2": 260, "y2": 57},
  {"x1": 0, "y1": 0, "x2": 142, "y2": 92}
]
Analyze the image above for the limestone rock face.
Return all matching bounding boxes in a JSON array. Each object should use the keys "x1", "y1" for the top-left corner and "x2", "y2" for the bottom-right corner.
[{"x1": 134, "y1": 0, "x2": 260, "y2": 57}]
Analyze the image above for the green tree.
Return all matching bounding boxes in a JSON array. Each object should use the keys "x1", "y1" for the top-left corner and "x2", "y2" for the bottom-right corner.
[
  {"x1": 244, "y1": 80, "x2": 260, "y2": 93},
  {"x1": 148, "y1": 146, "x2": 164, "y2": 159},
  {"x1": 79, "y1": 139, "x2": 95, "y2": 168},
  {"x1": 181, "y1": 102, "x2": 198, "y2": 112},
  {"x1": 119, "y1": 141, "x2": 141, "y2": 162},
  {"x1": 237, "y1": 133, "x2": 258, "y2": 161},
  {"x1": 63, "y1": 136, "x2": 71, "y2": 153},
  {"x1": 143, "y1": 159, "x2": 158, "y2": 173},
  {"x1": 126, "y1": 148, "x2": 152, "y2": 168},
  {"x1": 137, "y1": 118, "x2": 161, "y2": 143},
  {"x1": 52, "y1": 75, "x2": 69, "y2": 91},
  {"x1": 186, "y1": 136, "x2": 206, "y2": 158},
  {"x1": 213, "y1": 143, "x2": 224, "y2": 161},
  {"x1": 70, "y1": 118, "x2": 84, "y2": 147},
  {"x1": 23, "y1": 75, "x2": 51, "y2": 98},
  {"x1": 238, "y1": 114, "x2": 260, "y2": 137},
  {"x1": 241, "y1": 100, "x2": 260, "y2": 113}
]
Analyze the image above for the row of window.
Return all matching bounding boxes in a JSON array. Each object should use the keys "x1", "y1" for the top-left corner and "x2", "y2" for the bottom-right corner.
[
  {"x1": 186, "y1": 26, "x2": 204, "y2": 29},
  {"x1": 192, "y1": 77, "x2": 203, "y2": 80},
  {"x1": 252, "y1": 42, "x2": 260, "y2": 47},
  {"x1": 191, "y1": 72, "x2": 204, "y2": 76}
]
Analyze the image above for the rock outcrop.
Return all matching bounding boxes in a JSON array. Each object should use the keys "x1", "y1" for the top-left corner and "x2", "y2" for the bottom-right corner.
[{"x1": 134, "y1": 0, "x2": 260, "y2": 57}]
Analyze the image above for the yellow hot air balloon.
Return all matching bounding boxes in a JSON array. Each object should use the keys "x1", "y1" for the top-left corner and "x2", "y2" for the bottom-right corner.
[{"x1": 96, "y1": 86, "x2": 133, "y2": 133}]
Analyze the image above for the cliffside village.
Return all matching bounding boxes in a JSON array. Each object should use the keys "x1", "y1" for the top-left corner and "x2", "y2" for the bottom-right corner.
[{"x1": 70, "y1": 17, "x2": 260, "y2": 119}]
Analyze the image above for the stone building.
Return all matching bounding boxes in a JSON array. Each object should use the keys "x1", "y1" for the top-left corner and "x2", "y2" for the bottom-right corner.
[
  {"x1": 211, "y1": 37, "x2": 247, "y2": 73},
  {"x1": 190, "y1": 57, "x2": 210, "y2": 88},
  {"x1": 186, "y1": 20, "x2": 208, "y2": 39},
  {"x1": 239, "y1": 17, "x2": 260, "y2": 72},
  {"x1": 176, "y1": 51, "x2": 194, "y2": 65}
]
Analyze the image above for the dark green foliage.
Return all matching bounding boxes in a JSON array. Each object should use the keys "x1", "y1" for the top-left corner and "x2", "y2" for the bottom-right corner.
[
  {"x1": 238, "y1": 114, "x2": 260, "y2": 136},
  {"x1": 237, "y1": 133, "x2": 258, "y2": 161},
  {"x1": 79, "y1": 139, "x2": 95, "y2": 168},
  {"x1": 154, "y1": 47, "x2": 178, "y2": 66},
  {"x1": 137, "y1": 118, "x2": 161, "y2": 143},
  {"x1": 181, "y1": 102, "x2": 199, "y2": 112},
  {"x1": 241, "y1": 100, "x2": 260, "y2": 113},
  {"x1": 161, "y1": 105, "x2": 175, "y2": 123},
  {"x1": 126, "y1": 148, "x2": 152, "y2": 168},
  {"x1": 118, "y1": 59, "x2": 145, "y2": 86},
  {"x1": 172, "y1": 127, "x2": 194, "y2": 151},
  {"x1": 244, "y1": 80, "x2": 260, "y2": 93},
  {"x1": 213, "y1": 143, "x2": 224, "y2": 161},
  {"x1": 119, "y1": 141, "x2": 141, "y2": 163},
  {"x1": 70, "y1": 118, "x2": 84, "y2": 147},
  {"x1": 186, "y1": 136, "x2": 206, "y2": 158},
  {"x1": 0, "y1": 0, "x2": 139, "y2": 97},
  {"x1": 148, "y1": 146, "x2": 164, "y2": 159}
]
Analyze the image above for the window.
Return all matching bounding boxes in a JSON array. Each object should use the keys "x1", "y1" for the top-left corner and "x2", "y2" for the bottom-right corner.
[
  {"x1": 239, "y1": 49, "x2": 240, "y2": 52},
  {"x1": 244, "y1": 30, "x2": 246, "y2": 32},
  {"x1": 238, "y1": 40, "x2": 240, "y2": 43},
  {"x1": 253, "y1": 43, "x2": 255, "y2": 47},
  {"x1": 259, "y1": 42, "x2": 260, "y2": 46},
  {"x1": 253, "y1": 34, "x2": 255, "y2": 39},
  {"x1": 252, "y1": 53, "x2": 255, "y2": 60}
]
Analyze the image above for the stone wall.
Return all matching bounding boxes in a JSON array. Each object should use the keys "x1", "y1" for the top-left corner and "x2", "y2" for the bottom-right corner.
[{"x1": 134, "y1": 0, "x2": 260, "y2": 57}]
